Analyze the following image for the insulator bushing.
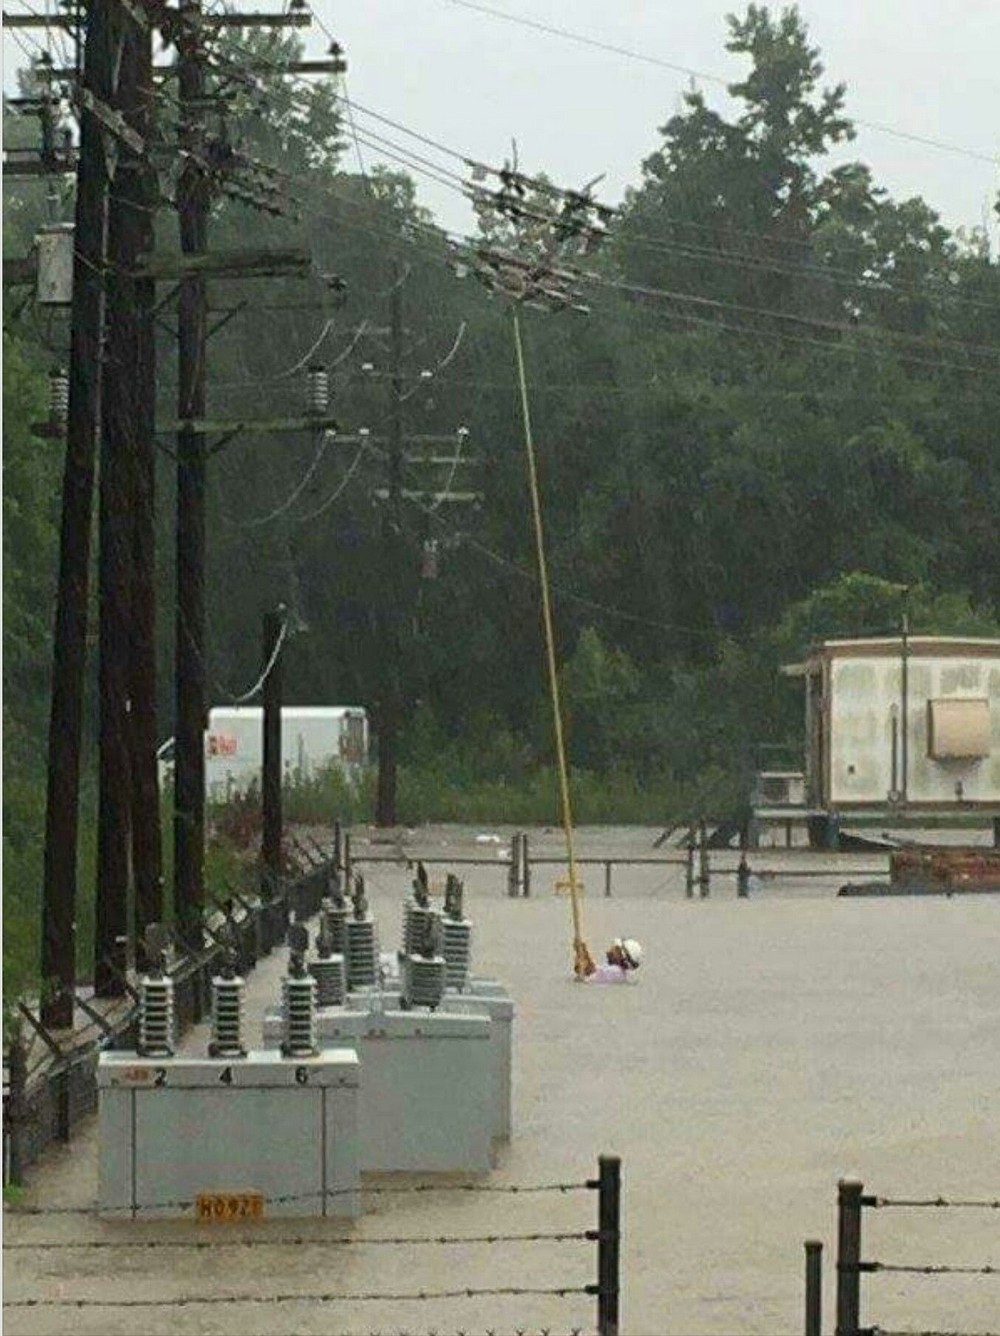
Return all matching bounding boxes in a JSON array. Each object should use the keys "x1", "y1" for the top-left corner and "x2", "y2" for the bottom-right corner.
[
  {"x1": 281, "y1": 973, "x2": 317, "y2": 1056},
  {"x1": 345, "y1": 917, "x2": 377, "y2": 990},
  {"x1": 402, "y1": 954, "x2": 447, "y2": 1010},
  {"x1": 138, "y1": 976, "x2": 175, "y2": 1056},
  {"x1": 401, "y1": 901, "x2": 439, "y2": 957},
  {"x1": 442, "y1": 918, "x2": 473, "y2": 991},
  {"x1": 49, "y1": 367, "x2": 69, "y2": 429},
  {"x1": 309, "y1": 954, "x2": 346, "y2": 1008},
  {"x1": 324, "y1": 903, "x2": 349, "y2": 956},
  {"x1": 209, "y1": 975, "x2": 246, "y2": 1056},
  {"x1": 306, "y1": 363, "x2": 329, "y2": 415}
]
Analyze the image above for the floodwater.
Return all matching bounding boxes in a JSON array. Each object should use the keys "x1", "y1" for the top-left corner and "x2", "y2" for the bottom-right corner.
[{"x1": 5, "y1": 825, "x2": 999, "y2": 1335}]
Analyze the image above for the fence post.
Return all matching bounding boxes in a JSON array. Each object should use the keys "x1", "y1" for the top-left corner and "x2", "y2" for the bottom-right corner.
[
  {"x1": 5, "y1": 1025, "x2": 28, "y2": 1187},
  {"x1": 804, "y1": 1239, "x2": 822, "y2": 1336},
  {"x1": 521, "y1": 832, "x2": 531, "y2": 897},
  {"x1": 343, "y1": 831, "x2": 353, "y2": 885},
  {"x1": 507, "y1": 832, "x2": 520, "y2": 898},
  {"x1": 737, "y1": 852, "x2": 751, "y2": 899},
  {"x1": 604, "y1": 861, "x2": 612, "y2": 898},
  {"x1": 836, "y1": 1178, "x2": 863, "y2": 1336},
  {"x1": 596, "y1": 1153, "x2": 621, "y2": 1336}
]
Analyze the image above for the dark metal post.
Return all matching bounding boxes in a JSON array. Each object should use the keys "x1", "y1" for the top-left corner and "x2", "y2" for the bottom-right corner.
[
  {"x1": 344, "y1": 831, "x2": 353, "y2": 884},
  {"x1": 5, "y1": 1027, "x2": 28, "y2": 1187},
  {"x1": 596, "y1": 1154, "x2": 621, "y2": 1336},
  {"x1": 40, "y1": 0, "x2": 119, "y2": 1030},
  {"x1": 835, "y1": 1178, "x2": 863, "y2": 1336},
  {"x1": 685, "y1": 828, "x2": 695, "y2": 899},
  {"x1": 174, "y1": 0, "x2": 209, "y2": 955},
  {"x1": 604, "y1": 861, "x2": 612, "y2": 898},
  {"x1": 521, "y1": 832, "x2": 531, "y2": 897},
  {"x1": 804, "y1": 1239, "x2": 822, "y2": 1336},
  {"x1": 737, "y1": 852, "x2": 750, "y2": 898},
  {"x1": 262, "y1": 608, "x2": 284, "y2": 899},
  {"x1": 698, "y1": 818, "x2": 710, "y2": 898},
  {"x1": 507, "y1": 831, "x2": 519, "y2": 897}
]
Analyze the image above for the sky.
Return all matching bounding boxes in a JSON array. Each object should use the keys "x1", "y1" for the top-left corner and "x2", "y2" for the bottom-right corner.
[
  {"x1": 3, "y1": 0, "x2": 998, "y2": 247},
  {"x1": 315, "y1": 0, "x2": 1000, "y2": 248}
]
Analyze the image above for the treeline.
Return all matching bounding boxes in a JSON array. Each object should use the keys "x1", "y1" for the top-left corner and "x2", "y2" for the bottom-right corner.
[{"x1": 4, "y1": 7, "x2": 999, "y2": 987}]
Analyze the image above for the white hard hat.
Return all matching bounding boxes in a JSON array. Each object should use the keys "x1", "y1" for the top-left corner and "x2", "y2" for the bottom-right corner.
[{"x1": 616, "y1": 938, "x2": 642, "y2": 968}]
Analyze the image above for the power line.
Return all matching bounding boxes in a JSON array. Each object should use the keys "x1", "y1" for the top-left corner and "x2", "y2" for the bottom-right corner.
[{"x1": 438, "y1": 0, "x2": 1000, "y2": 166}]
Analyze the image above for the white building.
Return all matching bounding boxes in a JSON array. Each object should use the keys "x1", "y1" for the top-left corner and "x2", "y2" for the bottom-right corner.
[{"x1": 753, "y1": 636, "x2": 1000, "y2": 844}]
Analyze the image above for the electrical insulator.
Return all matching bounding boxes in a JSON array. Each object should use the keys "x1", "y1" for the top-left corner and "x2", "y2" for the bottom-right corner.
[
  {"x1": 309, "y1": 954, "x2": 346, "y2": 1007},
  {"x1": 209, "y1": 974, "x2": 246, "y2": 1057},
  {"x1": 442, "y1": 918, "x2": 473, "y2": 992},
  {"x1": 345, "y1": 916, "x2": 377, "y2": 991},
  {"x1": 402, "y1": 953, "x2": 447, "y2": 1010},
  {"x1": 281, "y1": 973, "x2": 318, "y2": 1056},
  {"x1": 401, "y1": 900, "x2": 439, "y2": 957},
  {"x1": 138, "y1": 975, "x2": 175, "y2": 1057},
  {"x1": 49, "y1": 367, "x2": 69, "y2": 431},
  {"x1": 306, "y1": 364, "x2": 329, "y2": 416}
]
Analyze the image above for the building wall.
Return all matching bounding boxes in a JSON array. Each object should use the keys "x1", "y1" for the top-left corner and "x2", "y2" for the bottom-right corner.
[{"x1": 826, "y1": 654, "x2": 1000, "y2": 807}]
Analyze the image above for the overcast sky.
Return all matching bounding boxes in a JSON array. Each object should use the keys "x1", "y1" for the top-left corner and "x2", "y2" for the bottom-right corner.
[
  {"x1": 317, "y1": 0, "x2": 999, "y2": 248},
  {"x1": 3, "y1": 0, "x2": 998, "y2": 247}
]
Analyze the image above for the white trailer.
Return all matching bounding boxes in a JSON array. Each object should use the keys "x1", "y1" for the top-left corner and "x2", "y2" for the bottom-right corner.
[{"x1": 157, "y1": 706, "x2": 369, "y2": 801}]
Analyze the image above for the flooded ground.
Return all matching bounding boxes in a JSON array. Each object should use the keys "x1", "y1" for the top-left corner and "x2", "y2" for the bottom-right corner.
[{"x1": 5, "y1": 824, "x2": 999, "y2": 1335}]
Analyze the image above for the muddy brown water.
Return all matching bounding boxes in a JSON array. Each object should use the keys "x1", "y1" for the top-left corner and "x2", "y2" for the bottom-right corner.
[{"x1": 5, "y1": 825, "x2": 999, "y2": 1335}]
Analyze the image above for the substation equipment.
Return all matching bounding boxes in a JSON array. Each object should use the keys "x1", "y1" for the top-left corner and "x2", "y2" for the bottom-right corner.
[{"x1": 98, "y1": 872, "x2": 513, "y2": 1216}]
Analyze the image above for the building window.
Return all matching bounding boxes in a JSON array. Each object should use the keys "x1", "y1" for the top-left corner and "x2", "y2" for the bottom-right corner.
[{"x1": 927, "y1": 698, "x2": 990, "y2": 760}]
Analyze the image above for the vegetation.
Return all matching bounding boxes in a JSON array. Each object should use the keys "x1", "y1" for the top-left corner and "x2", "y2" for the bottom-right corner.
[{"x1": 4, "y1": 7, "x2": 999, "y2": 995}]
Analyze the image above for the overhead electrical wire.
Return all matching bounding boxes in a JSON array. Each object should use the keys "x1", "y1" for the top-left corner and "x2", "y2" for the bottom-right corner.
[{"x1": 437, "y1": 0, "x2": 1000, "y2": 166}]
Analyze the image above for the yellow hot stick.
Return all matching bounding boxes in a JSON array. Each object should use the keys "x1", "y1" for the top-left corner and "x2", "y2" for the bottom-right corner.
[{"x1": 512, "y1": 309, "x2": 593, "y2": 978}]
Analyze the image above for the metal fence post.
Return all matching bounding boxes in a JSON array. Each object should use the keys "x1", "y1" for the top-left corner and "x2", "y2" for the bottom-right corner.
[
  {"x1": 507, "y1": 832, "x2": 520, "y2": 897},
  {"x1": 604, "y1": 861, "x2": 612, "y2": 897},
  {"x1": 737, "y1": 852, "x2": 751, "y2": 898},
  {"x1": 343, "y1": 831, "x2": 353, "y2": 885},
  {"x1": 521, "y1": 832, "x2": 531, "y2": 897},
  {"x1": 698, "y1": 818, "x2": 710, "y2": 897},
  {"x1": 836, "y1": 1178, "x2": 863, "y2": 1336},
  {"x1": 685, "y1": 828, "x2": 695, "y2": 898},
  {"x1": 5, "y1": 1026, "x2": 28, "y2": 1187},
  {"x1": 804, "y1": 1238, "x2": 822, "y2": 1336},
  {"x1": 596, "y1": 1154, "x2": 621, "y2": 1336}
]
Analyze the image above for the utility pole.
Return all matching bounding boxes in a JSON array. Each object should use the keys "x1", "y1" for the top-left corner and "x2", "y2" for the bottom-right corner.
[
  {"x1": 40, "y1": 0, "x2": 120, "y2": 1027},
  {"x1": 129, "y1": 11, "x2": 163, "y2": 963},
  {"x1": 174, "y1": 0, "x2": 210, "y2": 952},
  {"x1": 93, "y1": 0, "x2": 146, "y2": 999},
  {"x1": 374, "y1": 264, "x2": 405, "y2": 827},
  {"x1": 261, "y1": 607, "x2": 284, "y2": 897}
]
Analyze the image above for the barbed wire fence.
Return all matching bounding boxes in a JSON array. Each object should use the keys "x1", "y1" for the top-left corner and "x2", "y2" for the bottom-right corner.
[
  {"x1": 3, "y1": 1158, "x2": 621, "y2": 1336},
  {"x1": 803, "y1": 1179, "x2": 1000, "y2": 1336}
]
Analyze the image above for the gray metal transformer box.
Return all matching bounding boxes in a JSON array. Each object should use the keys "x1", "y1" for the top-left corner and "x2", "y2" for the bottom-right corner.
[
  {"x1": 262, "y1": 1007, "x2": 493, "y2": 1173},
  {"x1": 97, "y1": 1049, "x2": 360, "y2": 1219}
]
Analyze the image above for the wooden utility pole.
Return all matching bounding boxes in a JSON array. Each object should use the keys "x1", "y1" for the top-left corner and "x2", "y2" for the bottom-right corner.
[
  {"x1": 174, "y1": 0, "x2": 210, "y2": 951},
  {"x1": 94, "y1": 0, "x2": 146, "y2": 996},
  {"x1": 374, "y1": 267, "x2": 405, "y2": 827},
  {"x1": 261, "y1": 607, "x2": 284, "y2": 897},
  {"x1": 129, "y1": 3, "x2": 163, "y2": 961},
  {"x1": 41, "y1": 0, "x2": 120, "y2": 1027}
]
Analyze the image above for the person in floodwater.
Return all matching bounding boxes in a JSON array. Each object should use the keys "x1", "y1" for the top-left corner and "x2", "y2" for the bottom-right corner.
[{"x1": 579, "y1": 937, "x2": 642, "y2": 983}]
